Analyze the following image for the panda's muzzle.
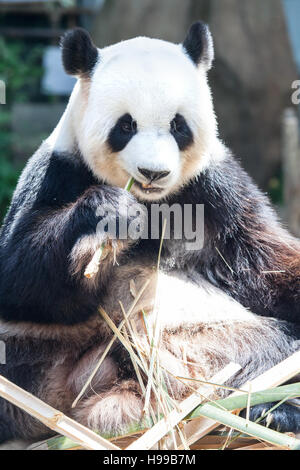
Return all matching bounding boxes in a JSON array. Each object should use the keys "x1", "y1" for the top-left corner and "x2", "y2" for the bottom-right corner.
[
  {"x1": 137, "y1": 168, "x2": 170, "y2": 183},
  {"x1": 135, "y1": 168, "x2": 171, "y2": 194}
]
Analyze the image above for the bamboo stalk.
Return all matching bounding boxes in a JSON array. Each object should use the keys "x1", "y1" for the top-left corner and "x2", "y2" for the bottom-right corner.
[
  {"x1": 188, "y1": 382, "x2": 300, "y2": 419},
  {"x1": 84, "y1": 247, "x2": 104, "y2": 279},
  {"x1": 17, "y1": 335, "x2": 300, "y2": 450},
  {"x1": 47, "y1": 351, "x2": 300, "y2": 450},
  {"x1": 188, "y1": 404, "x2": 300, "y2": 450},
  {"x1": 42, "y1": 382, "x2": 300, "y2": 450},
  {"x1": 127, "y1": 362, "x2": 241, "y2": 450},
  {"x1": 176, "y1": 349, "x2": 300, "y2": 449},
  {"x1": 84, "y1": 177, "x2": 135, "y2": 279},
  {"x1": 0, "y1": 375, "x2": 119, "y2": 451}
]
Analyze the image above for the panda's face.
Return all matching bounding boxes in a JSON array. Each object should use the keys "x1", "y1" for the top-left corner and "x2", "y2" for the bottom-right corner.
[{"x1": 64, "y1": 25, "x2": 217, "y2": 201}]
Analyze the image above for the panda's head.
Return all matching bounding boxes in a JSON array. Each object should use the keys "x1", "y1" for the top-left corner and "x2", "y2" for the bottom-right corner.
[{"x1": 61, "y1": 23, "x2": 217, "y2": 201}]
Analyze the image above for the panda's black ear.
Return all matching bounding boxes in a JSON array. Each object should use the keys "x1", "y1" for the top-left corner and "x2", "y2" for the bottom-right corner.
[
  {"x1": 183, "y1": 22, "x2": 214, "y2": 70},
  {"x1": 61, "y1": 28, "x2": 99, "y2": 77}
]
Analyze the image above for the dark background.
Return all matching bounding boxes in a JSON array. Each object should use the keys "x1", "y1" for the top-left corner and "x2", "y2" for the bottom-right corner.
[{"x1": 0, "y1": 0, "x2": 299, "y2": 235}]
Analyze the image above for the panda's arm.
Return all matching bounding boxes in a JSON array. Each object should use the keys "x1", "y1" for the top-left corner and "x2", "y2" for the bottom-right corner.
[
  {"x1": 0, "y1": 149, "x2": 136, "y2": 325},
  {"x1": 169, "y1": 155, "x2": 300, "y2": 326}
]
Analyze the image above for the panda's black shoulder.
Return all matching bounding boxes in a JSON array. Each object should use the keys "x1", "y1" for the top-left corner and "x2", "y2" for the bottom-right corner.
[
  {"x1": 32, "y1": 148, "x2": 97, "y2": 209},
  {"x1": 0, "y1": 142, "x2": 97, "y2": 243}
]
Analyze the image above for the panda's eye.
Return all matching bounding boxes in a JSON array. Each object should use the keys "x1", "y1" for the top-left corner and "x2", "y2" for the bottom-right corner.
[
  {"x1": 108, "y1": 113, "x2": 138, "y2": 152},
  {"x1": 170, "y1": 114, "x2": 186, "y2": 134},
  {"x1": 170, "y1": 114, "x2": 193, "y2": 151},
  {"x1": 121, "y1": 122, "x2": 132, "y2": 132},
  {"x1": 120, "y1": 115, "x2": 137, "y2": 134}
]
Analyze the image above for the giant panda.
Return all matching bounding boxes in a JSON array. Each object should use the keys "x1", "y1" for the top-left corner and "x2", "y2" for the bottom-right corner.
[{"x1": 0, "y1": 22, "x2": 300, "y2": 444}]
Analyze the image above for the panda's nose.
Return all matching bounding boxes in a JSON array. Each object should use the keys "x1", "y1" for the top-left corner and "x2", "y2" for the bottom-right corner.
[{"x1": 138, "y1": 168, "x2": 170, "y2": 182}]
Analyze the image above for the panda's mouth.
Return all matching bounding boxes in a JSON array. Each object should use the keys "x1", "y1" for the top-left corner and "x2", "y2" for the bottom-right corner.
[{"x1": 134, "y1": 181, "x2": 164, "y2": 194}]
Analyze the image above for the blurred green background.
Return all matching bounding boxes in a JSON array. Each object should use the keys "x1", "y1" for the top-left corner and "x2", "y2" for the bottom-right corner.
[{"x1": 0, "y1": 0, "x2": 299, "y2": 234}]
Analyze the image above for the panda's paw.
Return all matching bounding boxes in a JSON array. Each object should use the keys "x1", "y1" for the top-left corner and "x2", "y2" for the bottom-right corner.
[
  {"x1": 241, "y1": 403, "x2": 300, "y2": 433},
  {"x1": 73, "y1": 380, "x2": 144, "y2": 436},
  {"x1": 70, "y1": 186, "x2": 147, "y2": 278},
  {"x1": 82, "y1": 185, "x2": 146, "y2": 241},
  {"x1": 82, "y1": 186, "x2": 145, "y2": 229}
]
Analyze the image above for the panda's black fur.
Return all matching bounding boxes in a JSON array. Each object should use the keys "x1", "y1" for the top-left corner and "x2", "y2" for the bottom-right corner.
[
  {"x1": 0, "y1": 23, "x2": 300, "y2": 444},
  {"x1": 61, "y1": 27, "x2": 99, "y2": 77}
]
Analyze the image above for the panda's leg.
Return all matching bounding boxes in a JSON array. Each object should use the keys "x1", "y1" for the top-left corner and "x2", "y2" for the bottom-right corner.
[
  {"x1": 65, "y1": 338, "x2": 144, "y2": 436},
  {"x1": 0, "y1": 397, "x2": 52, "y2": 444},
  {"x1": 0, "y1": 418, "x2": 14, "y2": 444},
  {"x1": 72, "y1": 380, "x2": 144, "y2": 436},
  {"x1": 241, "y1": 402, "x2": 300, "y2": 433}
]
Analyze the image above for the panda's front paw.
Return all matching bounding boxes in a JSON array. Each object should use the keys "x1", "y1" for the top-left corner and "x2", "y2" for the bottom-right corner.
[
  {"x1": 241, "y1": 403, "x2": 300, "y2": 433},
  {"x1": 82, "y1": 185, "x2": 146, "y2": 242},
  {"x1": 70, "y1": 185, "x2": 146, "y2": 279}
]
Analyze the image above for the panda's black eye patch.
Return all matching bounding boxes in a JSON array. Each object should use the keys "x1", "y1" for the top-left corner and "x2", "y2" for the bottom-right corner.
[
  {"x1": 170, "y1": 114, "x2": 193, "y2": 151},
  {"x1": 108, "y1": 113, "x2": 137, "y2": 152}
]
